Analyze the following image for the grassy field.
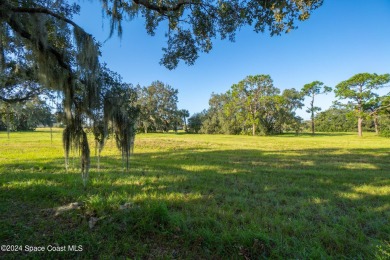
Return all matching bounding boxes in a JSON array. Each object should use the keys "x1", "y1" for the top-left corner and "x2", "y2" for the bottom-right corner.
[{"x1": 0, "y1": 129, "x2": 389, "y2": 259}]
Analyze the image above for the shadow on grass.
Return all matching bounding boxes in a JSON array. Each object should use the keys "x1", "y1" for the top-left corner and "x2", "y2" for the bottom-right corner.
[
  {"x1": 0, "y1": 146, "x2": 389, "y2": 258},
  {"x1": 273, "y1": 132, "x2": 356, "y2": 137}
]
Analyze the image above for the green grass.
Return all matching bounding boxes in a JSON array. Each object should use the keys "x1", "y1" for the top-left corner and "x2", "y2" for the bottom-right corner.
[{"x1": 0, "y1": 129, "x2": 389, "y2": 259}]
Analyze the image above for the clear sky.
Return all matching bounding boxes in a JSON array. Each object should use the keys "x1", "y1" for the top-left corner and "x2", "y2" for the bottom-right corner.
[{"x1": 73, "y1": 0, "x2": 390, "y2": 119}]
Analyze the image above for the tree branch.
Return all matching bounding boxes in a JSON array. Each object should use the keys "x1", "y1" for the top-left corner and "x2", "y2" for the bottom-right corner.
[
  {"x1": 7, "y1": 15, "x2": 72, "y2": 74},
  {"x1": 0, "y1": 91, "x2": 39, "y2": 103},
  {"x1": 10, "y1": 6, "x2": 86, "y2": 34},
  {"x1": 133, "y1": 0, "x2": 193, "y2": 14}
]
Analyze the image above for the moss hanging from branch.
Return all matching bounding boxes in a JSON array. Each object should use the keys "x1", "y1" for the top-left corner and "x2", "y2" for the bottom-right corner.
[
  {"x1": 104, "y1": 83, "x2": 139, "y2": 171},
  {"x1": 62, "y1": 109, "x2": 90, "y2": 186}
]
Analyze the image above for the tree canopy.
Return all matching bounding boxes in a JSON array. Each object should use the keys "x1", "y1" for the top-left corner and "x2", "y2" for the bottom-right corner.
[
  {"x1": 136, "y1": 81, "x2": 179, "y2": 133},
  {"x1": 335, "y1": 73, "x2": 390, "y2": 136},
  {"x1": 198, "y1": 74, "x2": 303, "y2": 135}
]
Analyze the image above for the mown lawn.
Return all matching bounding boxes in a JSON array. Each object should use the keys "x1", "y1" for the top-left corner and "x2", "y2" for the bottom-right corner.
[{"x1": 0, "y1": 129, "x2": 389, "y2": 259}]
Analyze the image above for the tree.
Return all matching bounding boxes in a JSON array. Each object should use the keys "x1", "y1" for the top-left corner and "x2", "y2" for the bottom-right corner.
[
  {"x1": 1, "y1": 0, "x2": 100, "y2": 117},
  {"x1": 230, "y1": 75, "x2": 279, "y2": 135},
  {"x1": 364, "y1": 93, "x2": 390, "y2": 135},
  {"x1": 277, "y1": 88, "x2": 304, "y2": 132},
  {"x1": 1, "y1": 0, "x2": 323, "y2": 96},
  {"x1": 335, "y1": 73, "x2": 390, "y2": 137},
  {"x1": 188, "y1": 111, "x2": 206, "y2": 133},
  {"x1": 201, "y1": 93, "x2": 235, "y2": 134},
  {"x1": 301, "y1": 81, "x2": 331, "y2": 134},
  {"x1": 314, "y1": 106, "x2": 356, "y2": 132},
  {"x1": 203, "y1": 77, "x2": 303, "y2": 136},
  {"x1": 137, "y1": 81, "x2": 179, "y2": 133},
  {"x1": 178, "y1": 109, "x2": 190, "y2": 132},
  {"x1": 0, "y1": 96, "x2": 53, "y2": 132}
]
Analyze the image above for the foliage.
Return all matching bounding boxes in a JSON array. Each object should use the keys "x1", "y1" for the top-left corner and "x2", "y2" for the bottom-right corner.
[
  {"x1": 201, "y1": 92, "x2": 239, "y2": 134},
  {"x1": 314, "y1": 107, "x2": 357, "y2": 132},
  {"x1": 1, "y1": 0, "x2": 100, "y2": 115},
  {"x1": 136, "y1": 81, "x2": 179, "y2": 133},
  {"x1": 335, "y1": 73, "x2": 390, "y2": 136},
  {"x1": 229, "y1": 75, "x2": 280, "y2": 135},
  {"x1": 188, "y1": 111, "x2": 206, "y2": 133},
  {"x1": 200, "y1": 75, "x2": 303, "y2": 135},
  {"x1": 0, "y1": 97, "x2": 53, "y2": 131},
  {"x1": 62, "y1": 65, "x2": 139, "y2": 185}
]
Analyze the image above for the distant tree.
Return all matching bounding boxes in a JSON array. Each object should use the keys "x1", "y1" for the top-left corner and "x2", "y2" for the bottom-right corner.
[
  {"x1": 188, "y1": 112, "x2": 206, "y2": 134},
  {"x1": 254, "y1": 88, "x2": 303, "y2": 135},
  {"x1": 364, "y1": 94, "x2": 390, "y2": 135},
  {"x1": 178, "y1": 109, "x2": 190, "y2": 132},
  {"x1": 0, "y1": 97, "x2": 53, "y2": 132},
  {"x1": 364, "y1": 96, "x2": 381, "y2": 135},
  {"x1": 314, "y1": 106, "x2": 356, "y2": 132},
  {"x1": 277, "y1": 88, "x2": 304, "y2": 133},
  {"x1": 137, "y1": 81, "x2": 179, "y2": 133},
  {"x1": 335, "y1": 73, "x2": 390, "y2": 137},
  {"x1": 201, "y1": 93, "x2": 234, "y2": 134},
  {"x1": 200, "y1": 78, "x2": 304, "y2": 136},
  {"x1": 230, "y1": 75, "x2": 279, "y2": 136},
  {"x1": 301, "y1": 81, "x2": 332, "y2": 134}
]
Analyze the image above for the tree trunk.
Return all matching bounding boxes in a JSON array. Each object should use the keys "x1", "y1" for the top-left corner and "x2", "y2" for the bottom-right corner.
[
  {"x1": 7, "y1": 105, "x2": 11, "y2": 139},
  {"x1": 311, "y1": 95, "x2": 315, "y2": 135},
  {"x1": 97, "y1": 148, "x2": 101, "y2": 173},
  {"x1": 311, "y1": 117, "x2": 315, "y2": 135},
  {"x1": 252, "y1": 123, "x2": 255, "y2": 136},
  {"x1": 183, "y1": 117, "x2": 187, "y2": 132},
  {"x1": 358, "y1": 117, "x2": 363, "y2": 137},
  {"x1": 374, "y1": 115, "x2": 379, "y2": 135},
  {"x1": 143, "y1": 122, "x2": 148, "y2": 133},
  {"x1": 50, "y1": 127, "x2": 53, "y2": 144}
]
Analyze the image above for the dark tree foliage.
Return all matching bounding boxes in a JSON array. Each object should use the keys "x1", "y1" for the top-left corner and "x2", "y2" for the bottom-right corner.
[
  {"x1": 314, "y1": 106, "x2": 359, "y2": 132},
  {"x1": 188, "y1": 111, "x2": 206, "y2": 133}
]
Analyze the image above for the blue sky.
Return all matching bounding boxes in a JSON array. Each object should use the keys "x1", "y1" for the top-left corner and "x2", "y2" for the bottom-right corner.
[{"x1": 74, "y1": 0, "x2": 390, "y2": 119}]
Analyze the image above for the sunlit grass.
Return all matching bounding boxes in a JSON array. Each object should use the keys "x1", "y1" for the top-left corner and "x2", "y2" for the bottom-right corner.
[{"x1": 0, "y1": 129, "x2": 389, "y2": 258}]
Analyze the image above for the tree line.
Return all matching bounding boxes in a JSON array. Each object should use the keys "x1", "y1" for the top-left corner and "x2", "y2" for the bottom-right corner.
[{"x1": 187, "y1": 73, "x2": 390, "y2": 137}]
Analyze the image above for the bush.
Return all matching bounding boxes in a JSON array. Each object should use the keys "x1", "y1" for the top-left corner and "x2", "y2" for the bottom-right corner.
[{"x1": 380, "y1": 129, "x2": 390, "y2": 137}]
